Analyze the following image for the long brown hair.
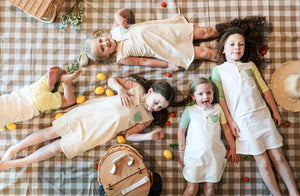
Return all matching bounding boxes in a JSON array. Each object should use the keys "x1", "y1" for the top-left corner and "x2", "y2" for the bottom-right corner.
[
  {"x1": 131, "y1": 75, "x2": 175, "y2": 127},
  {"x1": 216, "y1": 16, "x2": 273, "y2": 69}
]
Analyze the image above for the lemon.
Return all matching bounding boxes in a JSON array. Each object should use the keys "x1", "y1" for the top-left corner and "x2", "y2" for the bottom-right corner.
[
  {"x1": 55, "y1": 112, "x2": 64, "y2": 119},
  {"x1": 6, "y1": 123, "x2": 17, "y2": 130},
  {"x1": 97, "y1": 73, "x2": 107, "y2": 81},
  {"x1": 76, "y1": 95, "x2": 85, "y2": 104},
  {"x1": 95, "y1": 86, "x2": 105, "y2": 95},
  {"x1": 61, "y1": 82, "x2": 64, "y2": 89},
  {"x1": 163, "y1": 150, "x2": 173, "y2": 159},
  {"x1": 0, "y1": 126, "x2": 5, "y2": 132},
  {"x1": 116, "y1": 135, "x2": 126, "y2": 144},
  {"x1": 105, "y1": 89, "x2": 115, "y2": 97}
]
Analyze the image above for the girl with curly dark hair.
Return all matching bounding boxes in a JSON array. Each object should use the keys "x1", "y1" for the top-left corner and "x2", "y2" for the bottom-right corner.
[{"x1": 212, "y1": 19, "x2": 299, "y2": 195}]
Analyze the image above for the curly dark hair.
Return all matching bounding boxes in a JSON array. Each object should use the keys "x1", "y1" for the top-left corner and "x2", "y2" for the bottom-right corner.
[
  {"x1": 216, "y1": 16, "x2": 273, "y2": 69},
  {"x1": 130, "y1": 74, "x2": 175, "y2": 127}
]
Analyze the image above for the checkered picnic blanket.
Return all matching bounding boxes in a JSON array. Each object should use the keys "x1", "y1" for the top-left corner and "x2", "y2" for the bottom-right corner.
[{"x1": 0, "y1": 0, "x2": 299, "y2": 195}]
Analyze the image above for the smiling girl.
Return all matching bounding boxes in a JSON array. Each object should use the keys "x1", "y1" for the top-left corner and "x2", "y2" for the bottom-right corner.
[{"x1": 0, "y1": 75, "x2": 174, "y2": 171}]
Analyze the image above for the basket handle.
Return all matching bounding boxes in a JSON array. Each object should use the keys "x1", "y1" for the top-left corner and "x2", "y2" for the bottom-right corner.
[{"x1": 110, "y1": 153, "x2": 134, "y2": 175}]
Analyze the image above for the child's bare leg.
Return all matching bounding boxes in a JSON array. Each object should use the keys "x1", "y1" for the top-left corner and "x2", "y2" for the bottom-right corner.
[
  {"x1": 193, "y1": 26, "x2": 219, "y2": 40},
  {"x1": 203, "y1": 183, "x2": 215, "y2": 196},
  {"x1": 47, "y1": 66, "x2": 62, "y2": 87},
  {"x1": 60, "y1": 70, "x2": 82, "y2": 108},
  {"x1": 0, "y1": 140, "x2": 62, "y2": 172},
  {"x1": 254, "y1": 152, "x2": 282, "y2": 196},
  {"x1": 1, "y1": 126, "x2": 59, "y2": 161},
  {"x1": 183, "y1": 182, "x2": 199, "y2": 196},
  {"x1": 268, "y1": 148, "x2": 299, "y2": 196},
  {"x1": 194, "y1": 46, "x2": 217, "y2": 61}
]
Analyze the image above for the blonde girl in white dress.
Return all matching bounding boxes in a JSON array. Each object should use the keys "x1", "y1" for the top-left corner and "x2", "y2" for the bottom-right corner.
[
  {"x1": 178, "y1": 77, "x2": 239, "y2": 196},
  {"x1": 82, "y1": 8, "x2": 219, "y2": 71},
  {"x1": 212, "y1": 27, "x2": 299, "y2": 196},
  {"x1": 0, "y1": 75, "x2": 174, "y2": 171}
]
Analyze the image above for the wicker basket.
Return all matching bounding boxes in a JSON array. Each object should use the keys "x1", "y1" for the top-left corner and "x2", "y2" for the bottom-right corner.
[
  {"x1": 98, "y1": 144, "x2": 151, "y2": 196},
  {"x1": 8, "y1": 0, "x2": 64, "y2": 23}
]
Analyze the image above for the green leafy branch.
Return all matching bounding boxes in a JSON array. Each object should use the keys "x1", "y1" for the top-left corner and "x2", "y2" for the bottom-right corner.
[{"x1": 61, "y1": 0, "x2": 110, "y2": 32}]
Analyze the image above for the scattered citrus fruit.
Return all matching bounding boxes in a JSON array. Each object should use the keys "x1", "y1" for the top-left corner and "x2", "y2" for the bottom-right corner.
[
  {"x1": 117, "y1": 135, "x2": 126, "y2": 144},
  {"x1": 164, "y1": 150, "x2": 172, "y2": 159},
  {"x1": 6, "y1": 123, "x2": 16, "y2": 130},
  {"x1": 105, "y1": 89, "x2": 115, "y2": 97},
  {"x1": 169, "y1": 112, "x2": 175, "y2": 118},
  {"x1": 76, "y1": 95, "x2": 85, "y2": 104},
  {"x1": 95, "y1": 86, "x2": 105, "y2": 95},
  {"x1": 0, "y1": 126, "x2": 5, "y2": 132},
  {"x1": 97, "y1": 73, "x2": 107, "y2": 81},
  {"x1": 55, "y1": 112, "x2": 64, "y2": 119}
]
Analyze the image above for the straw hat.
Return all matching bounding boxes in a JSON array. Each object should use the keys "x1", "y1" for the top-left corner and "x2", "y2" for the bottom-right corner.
[{"x1": 270, "y1": 61, "x2": 300, "y2": 112}]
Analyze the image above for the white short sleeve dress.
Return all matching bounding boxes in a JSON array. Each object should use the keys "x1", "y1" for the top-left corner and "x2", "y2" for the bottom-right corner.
[
  {"x1": 180, "y1": 104, "x2": 227, "y2": 183},
  {"x1": 216, "y1": 62, "x2": 282, "y2": 155},
  {"x1": 53, "y1": 85, "x2": 153, "y2": 159},
  {"x1": 111, "y1": 15, "x2": 194, "y2": 70}
]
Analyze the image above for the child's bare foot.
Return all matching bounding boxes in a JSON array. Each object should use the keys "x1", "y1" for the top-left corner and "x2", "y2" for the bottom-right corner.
[
  {"x1": 1, "y1": 146, "x2": 18, "y2": 161},
  {"x1": 61, "y1": 70, "x2": 82, "y2": 82},
  {"x1": 151, "y1": 129, "x2": 164, "y2": 142},
  {"x1": 47, "y1": 66, "x2": 62, "y2": 87},
  {"x1": 0, "y1": 161, "x2": 10, "y2": 172}
]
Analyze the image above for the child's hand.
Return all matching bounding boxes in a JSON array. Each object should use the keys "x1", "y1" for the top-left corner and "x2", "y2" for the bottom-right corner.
[
  {"x1": 227, "y1": 148, "x2": 240, "y2": 163},
  {"x1": 179, "y1": 150, "x2": 185, "y2": 167},
  {"x1": 229, "y1": 120, "x2": 240, "y2": 138},
  {"x1": 116, "y1": 15, "x2": 128, "y2": 29},
  {"x1": 168, "y1": 62, "x2": 180, "y2": 71},
  {"x1": 272, "y1": 111, "x2": 282, "y2": 127},
  {"x1": 118, "y1": 88, "x2": 134, "y2": 108},
  {"x1": 150, "y1": 129, "x2": 164, "y2": 142}
]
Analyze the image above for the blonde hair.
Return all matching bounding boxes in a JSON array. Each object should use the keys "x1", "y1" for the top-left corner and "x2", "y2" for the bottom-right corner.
[{"x1": 83, "y1": 28, "x2": 116, "y2": 64}]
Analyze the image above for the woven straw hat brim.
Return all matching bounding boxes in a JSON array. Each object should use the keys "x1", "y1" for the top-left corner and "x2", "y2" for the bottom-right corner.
[{"x1": 270, "y1": 61, "x2": 300, "y2": 112}]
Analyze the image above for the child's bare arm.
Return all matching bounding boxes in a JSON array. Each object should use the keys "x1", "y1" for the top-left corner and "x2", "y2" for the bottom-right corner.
[
  {"x1": 60, "y1": 70, "x2": 82, "y2": 108},
  {"x1": 108, "y1": 77, "x2": 134, "y2": 107},
  {"x1": 219, "y1": 101, "x2": 240, "y2": 137},
  {"x1": 125, "y1": 121, "x2": 164, "y2": 141},
  {"x1": 262, "y1": 89, "x2": 282, "y2": 127},
  {"x1": 178, "y1": 127, "x2": 187, "y2": 167},
  {"x1": 112, "y1": 8, "x2": 131, "y2": 29},
  {"x1": 118, "y1": 57, "x2": 180, "y2": 71},
  {"x1": 221, "y1": 123, "x2": 240, "y2": 163}
]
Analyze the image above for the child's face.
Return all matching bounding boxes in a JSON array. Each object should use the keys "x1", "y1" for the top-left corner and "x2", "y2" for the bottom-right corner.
[
  {"x1": 90, "y1": 37, "x2": 117, "y2": 59},
  {"x1": 144, "y1": 88, "x2": 169, "y2": 112},
  {"x1": 223, "y1": 33, "x2": 245, "y2": 63},
  {"x1": 192, "y1": 83, "x2": 214, "y2": 108}
]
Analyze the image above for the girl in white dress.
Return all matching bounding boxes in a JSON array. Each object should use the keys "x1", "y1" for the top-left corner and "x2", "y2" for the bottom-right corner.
[
  {"x1": 178, "y1": 77, "x2": 239, "y2": 196},
  {"x1": 81, "y1": 8, "x2": 219, "y2": 71},
  {"x1": 212, "y1": 26, "x2": 299, "y2": 195},
  {"x1": 0, "y1": 75, "x2": 174, "y2": 171}
]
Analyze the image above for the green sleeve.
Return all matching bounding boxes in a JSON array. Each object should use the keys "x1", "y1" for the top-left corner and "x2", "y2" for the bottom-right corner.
[
  {"x1": 179, "y1": 107, "x2": 191, "y2": 129},
  {"x1": 211, "y1": 66, "x2": 225, "y2": 102}
]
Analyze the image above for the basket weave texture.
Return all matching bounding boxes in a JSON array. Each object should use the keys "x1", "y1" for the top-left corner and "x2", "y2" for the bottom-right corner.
[{"x1": 8, "y1": 0, "x2": 64, "y2": 22}]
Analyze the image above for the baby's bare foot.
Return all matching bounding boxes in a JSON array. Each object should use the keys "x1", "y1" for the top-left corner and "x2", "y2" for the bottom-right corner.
[
  {"x1": 47, "y1": 66, "x2": 62, "y2": 87},
  {"x1": 61, "y1": 70, "x2": 82, "y2": 82}
]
